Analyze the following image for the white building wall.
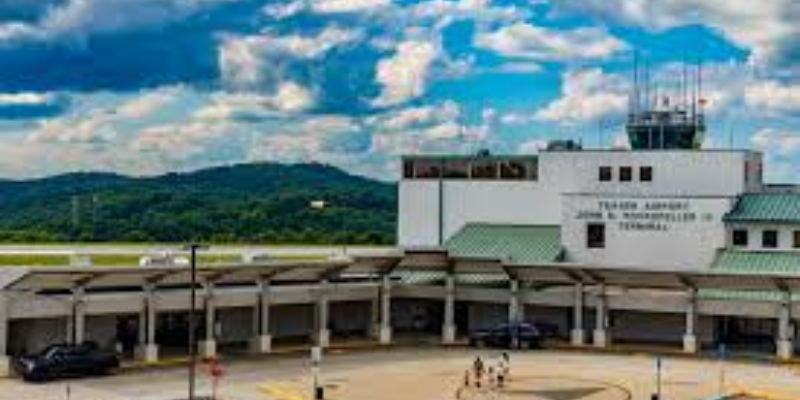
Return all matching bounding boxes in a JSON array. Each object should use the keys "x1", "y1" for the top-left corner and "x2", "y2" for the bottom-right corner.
[
  {"x1": 398, "y1": 150, "x2": 759, "y2": 249},
  {"x1": 541, "y1": 150, "x2": 757, "y2": 197},
  {"x1": 562, "y1": 195, "x2": 734, "y2": 269},
  {"x1": 398, "y1": 181, "x2": 442, "y2": 247}
]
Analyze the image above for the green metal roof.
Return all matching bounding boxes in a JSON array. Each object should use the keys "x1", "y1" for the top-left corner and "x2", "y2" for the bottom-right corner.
[
  {"x1": 711, "y1": 249, "x2": 800, "y2": 275},
  {"x1": 445, "y1": 224, "x2": 562, "y2": 265},
  {"x1": 390, "y1": 271, "x2": 508, "y2": 285},
  {"x1": 705, "y1": 249, "x2": 800, "y2": 301},
  {"x1": 725, "y1": 193, "x2": 800, "y2": 224}
]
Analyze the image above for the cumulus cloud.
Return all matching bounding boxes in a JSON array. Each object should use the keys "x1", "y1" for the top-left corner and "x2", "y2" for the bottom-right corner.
[
  {"x1": 0, "y1": 0, "x2": 237, "y2": 45},
  {"x1": 535, "y1": 68, "x2": 628, "y2": 124},
  {"x1": 475, "y1": 22, "x2": 628, "y2": 62},
  {"x1": 28, "y1": 87, "x2": 182, "y2": 144},
  {"x1": 744, "y1": 80, "x2": 800, "y2": 116},
  {"x1": 549, "y1": 0, "x2": 800, "y2": 73},
  {"x1": 219, "y1": 26, "x2": 363, "y2": 89},
  {"x1": 751, "y1": 128, "x2": 800, "y2": 156},
  {"x1": 373, "y1": 39, "x2": 440, "y2": 107},
  {"x1": 0, "y1": 91, "x2": 68, "y2": 119}
]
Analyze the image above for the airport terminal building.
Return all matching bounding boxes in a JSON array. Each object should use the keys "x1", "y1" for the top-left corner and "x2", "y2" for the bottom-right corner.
[{"x1": 2, "y1": 104, "x2": 800, "y2": 376}]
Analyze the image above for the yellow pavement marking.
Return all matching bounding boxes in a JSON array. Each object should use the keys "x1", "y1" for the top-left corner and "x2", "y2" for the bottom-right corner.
[{"x1": 259, "y1": 382, "x2": 311, "y2": 400}]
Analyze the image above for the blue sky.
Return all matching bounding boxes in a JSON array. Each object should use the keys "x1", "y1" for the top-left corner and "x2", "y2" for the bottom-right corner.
[{"x1": 0, "y1": 0, "x2": 799, "y2": 181}]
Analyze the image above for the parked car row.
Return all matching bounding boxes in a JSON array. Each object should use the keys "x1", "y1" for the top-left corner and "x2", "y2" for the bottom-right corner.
[
  {"x1": 468, "y1": 321, "x2": 559, "y2": 349},
  {"x1": 13, "y1": 342, "x2": 120, "y2": 382}
]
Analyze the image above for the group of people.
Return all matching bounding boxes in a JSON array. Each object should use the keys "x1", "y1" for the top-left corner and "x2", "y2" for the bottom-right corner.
[{"x1": 464, "y1": 352, "x2": 511, "y2": 390}]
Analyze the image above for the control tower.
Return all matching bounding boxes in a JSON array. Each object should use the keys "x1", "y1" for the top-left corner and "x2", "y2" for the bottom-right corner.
[{"x1": 626, "y1": 61, "x2": 706, "y2": 150}]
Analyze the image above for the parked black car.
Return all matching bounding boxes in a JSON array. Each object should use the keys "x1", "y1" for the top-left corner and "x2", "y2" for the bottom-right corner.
[
  {"x1": 469, "y1": 322, "x2": 548, "y2": 349},
  {"x1": 14, "y1": 342, "x2": 120, "y2": 382}
]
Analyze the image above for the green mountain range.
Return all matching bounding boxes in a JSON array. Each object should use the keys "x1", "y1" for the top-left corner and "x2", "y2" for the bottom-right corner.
[{"x1": 0, "y1": 163, "x2": 397, "y2": 244}]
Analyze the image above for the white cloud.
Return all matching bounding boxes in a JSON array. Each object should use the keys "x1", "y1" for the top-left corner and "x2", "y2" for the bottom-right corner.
[
  {"x1": 535, "y1": 68, "x2": 628, "y2": 124},
  {"x1": 372, "y1": 39, "x2": 439, "y2": 107},
  {"x1": 0, "y1": 92, "x2": 57, "y2": 106},
  {"x1": 219, "y1": 26, "x2": 363, "y2": 89},
  {"x1": 549, "y1": 0, "x2": 800, "y2": 72},
  {"x1": 751, "y1": 128, "x2": 800, "y2": 156},
  {"x1": 29, "y1": 87, "x2": 182, "y2": 144},
  {"x1": 517, "y1": 138, "x2": 547, "y2": 153},
  {"x1": 745, "y1": 80, "x2": 800, "y2": 116},
  {"x1": 0, "y1": 0, "x2": 237, "y2": 45},
  {"x1": 312, "y1": 0, "x2": 390, "y2": 14},
  {"x1": 475, "y1": 22, "x2": 628, "y2": 61}
]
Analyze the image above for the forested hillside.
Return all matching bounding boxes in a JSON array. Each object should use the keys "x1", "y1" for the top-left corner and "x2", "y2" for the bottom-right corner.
[{"x1": 0, "y1": 163, "x2": 396, "y2": 244}]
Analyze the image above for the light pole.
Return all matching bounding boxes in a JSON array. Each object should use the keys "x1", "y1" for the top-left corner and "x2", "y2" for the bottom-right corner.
[{"x1": 185, "y1": 244, "x2": 208, "y2": 400}]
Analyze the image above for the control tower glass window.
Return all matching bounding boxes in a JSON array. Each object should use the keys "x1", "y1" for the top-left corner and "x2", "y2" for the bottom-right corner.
[
  {"x1": 732, "y1": 229, "x2": 748, "y2": 247},
  {"x1": 599, "y1": 166, "x2": 612, "y2": 182},
  {"x1": 762, "y1": 230, "x2": 779, "y2": 249},
  {"x1": 619, "y1": 167, "x2": 633, "y2": 182},
  {"x1": 640, "y1": 166, "x2": 653, "y2": 182},
  {"x1": 587, "y1": 223, "x2": 606, "y2": 249}
]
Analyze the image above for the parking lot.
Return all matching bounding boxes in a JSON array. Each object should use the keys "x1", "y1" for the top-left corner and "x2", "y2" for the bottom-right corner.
[{"x1": 2, "y1": 347, "x2": 800, "y2": 400}]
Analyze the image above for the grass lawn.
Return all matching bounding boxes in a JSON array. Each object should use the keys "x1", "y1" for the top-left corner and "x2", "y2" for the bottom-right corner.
[{"x1": 0, "y1": 252, "x2": 329, "y2": 267}]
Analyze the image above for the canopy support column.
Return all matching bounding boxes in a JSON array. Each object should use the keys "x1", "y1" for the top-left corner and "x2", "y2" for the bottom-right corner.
[
  {"x1": 137, "y1": 283, "x2": 159, "y2": 362},
  {"x1": 593, "y1": 283, "x2": 609, "y2": 348},
  {"x1": 198, "y1": 283, "x2": 217, "y2": 358},
  {"x1": 683, "y1": 288, "x2": 698, "y2": 353},
  {"x1": 70, "y1": 286, "x2": 86, "y2": 345},
  {"x1": 379, "y1": 275, "x2": 393, "y2": 345},
  {"x1": 442, "y1": 274, "x2": 456, "y2": 344},
  {"x1": 571, "y1": 282, "x2": 585, "y2": 346},
  {"x1": 250, "y1": 279, "x2": 272, "y2": 354},
  {"x1": 0, "y1": 293, "x2": 9, "y2": 377},
  {"x1": 509, "y1": 280, "x2": 521, "y2": 323},
  {"x1": 777, "y1": 291, "x2": 793, "y2": 360},
  {"x1": 317, "y1": 279, "x2": 330, "y2": 348}
]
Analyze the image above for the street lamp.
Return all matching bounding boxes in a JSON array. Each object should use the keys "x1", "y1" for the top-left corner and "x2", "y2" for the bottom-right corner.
[{"x1": 184, "y1": 244, "x2": 209, "y2": 400}]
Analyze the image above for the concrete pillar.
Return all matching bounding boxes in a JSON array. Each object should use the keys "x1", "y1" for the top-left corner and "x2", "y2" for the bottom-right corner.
[
  {"x1": 442, "y1": 274, "x2": 456, "y2": 344},
  {"x1": 777, "y1": 293, "x2": 793, "y2": 360},
  {"x1": 198, "y1": 283, "x2": 217, "y2": 358},
  {"x1": 250, "y1": 279, "x2": 272, "y2": 354},
  {"x1": 0, "y1": 293, "x2": 10, "y2": 377},
  {"x1": 379, "y1": 275, "x2": 392, "y2": 345},
  {"x1": 137, "y1": 284, "x2": 159, "y2": 363},
  {"x1": 571, "y1": 282, "x2": 585, "y2": 346},
  {"x1": 317, "y1": 279, "x2": 330, "y2": 348},
  {"x1": 683, "y1": 288, "x2": 698, "y2": 353},
  {"x1": 71, "y1": 287, "x2": 86, "y2": 345},
  {"x1": 509, "y1": 280, "x2": 521, "y2": 323},
  {"x1": 592, "y1": 284, "x2": 609, "y2": 348}
]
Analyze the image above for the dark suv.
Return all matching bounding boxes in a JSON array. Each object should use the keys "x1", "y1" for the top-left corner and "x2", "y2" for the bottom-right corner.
[
  {"x1": 469, "y1": 322, "x2": 547, "y2": 349},
  {"x1": 14, "y1": 342, "x2": 120, "y2": 382}
]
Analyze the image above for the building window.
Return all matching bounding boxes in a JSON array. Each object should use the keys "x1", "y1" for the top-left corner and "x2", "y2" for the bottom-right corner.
[
  {"x1": 500, "y1": 160, "x2": 528, "y2": 180},
  {"x1": 619, "y1": 166, "x2": 633, "y2": 182},
  {"x1": 470, "y1": 160, "x2": 498, "y2": 179},
  {"x1": 762, "y1": 230, "x2": 779, "y2": 249},
  {"x1": 732, "y1": 229, "x2": 748, "y2": 247},
  {"x1": 403, "y1": 160, "x2": 415, "y2": 179},
  {"x1": 640, "y1": 166, "x2": 653, "y2": 182},
  {"x1": 599, "y1": 166, "x2": 613, "y2": 182},
  {"x1": 587, "y1": 223, "x2": 606, "y2": 249},
  {"x1": 414, "y1": 160, "x2": 442, "y2": 179},
  {"x1": 794, "y1": 231, "x2": 800, "y2": 249},
  {"x1": 443, "y1": 160, "x2": 469, "y2": 179}
]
